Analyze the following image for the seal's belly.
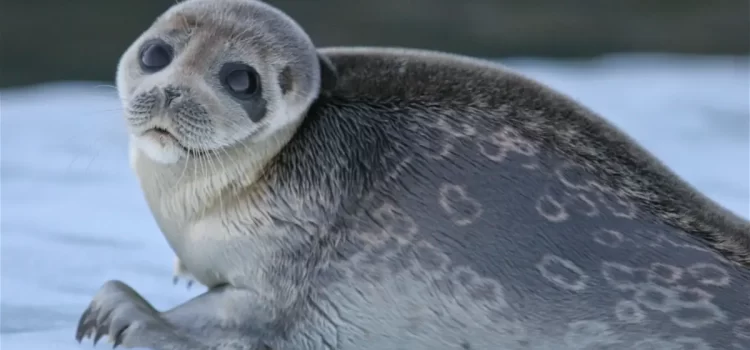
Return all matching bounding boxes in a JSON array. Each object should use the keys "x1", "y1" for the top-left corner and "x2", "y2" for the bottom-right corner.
[
  {"x1": 305, "y1": 209, "x2": 750, "y2": 349},
  {"x1": 312, "y1": 251, "x2": 536, "y2": 350}
]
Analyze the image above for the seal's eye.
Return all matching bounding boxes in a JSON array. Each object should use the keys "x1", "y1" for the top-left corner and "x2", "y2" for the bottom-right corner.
[
  {"x1": 219, "y1": 62, "x2": 260, "y2": 99},
  {"x1": 139, "y1": 40, "x2": 173, "y2": 73}
]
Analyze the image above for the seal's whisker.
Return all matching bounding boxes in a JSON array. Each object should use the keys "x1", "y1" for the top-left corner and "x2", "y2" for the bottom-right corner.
[
  {"x1": 196, "y1": 151, "x2": 210, "y2": 219},
  {"x1": 214, "y1": 142, "x2": 246, "y2": 204},
  {"x1": 202, "y1": 140, "x2": 226, "y2": 213},
  {"x1": 172, "y1": 149, "x2": 191, "y2": 190},
  {"x1": 92, "y1": 84, "x2": 119, "y2": 91},
  {"x1": 83, "y1": 147, "x2": 103, "y2": 173},
  {"x1": 63, "y1": 133, "x2": 113, "y2": 173},
  {"x1": 189, "y1": 145, "x2": 200, "y2": 199}
]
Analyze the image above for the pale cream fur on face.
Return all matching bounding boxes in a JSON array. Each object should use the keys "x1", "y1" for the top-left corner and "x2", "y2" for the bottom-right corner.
[
  {"x1": 116, "y1": 0, "x2": 321, "y2": 219},
  {"x1": 114, "y1": 0, "x2": 323, "y2": 287}
]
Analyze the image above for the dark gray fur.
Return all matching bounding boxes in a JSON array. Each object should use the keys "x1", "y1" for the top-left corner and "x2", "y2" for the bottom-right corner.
[
  {"x1": 259, "y1": 48, "x2": 750, "y2": 349},
  {"x1": 75, "y1": 1, "x2": 750, "y2": 349}
]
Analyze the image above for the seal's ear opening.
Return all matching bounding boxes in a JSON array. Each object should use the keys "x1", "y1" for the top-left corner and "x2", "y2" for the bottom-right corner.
[{"x1": 317, "y1": 53, "x2": 337, "y2": 92}]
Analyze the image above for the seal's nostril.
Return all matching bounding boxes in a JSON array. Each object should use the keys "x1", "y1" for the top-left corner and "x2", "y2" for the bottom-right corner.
[{"x1": 163, "y1": 86, "x2": 182, "y2": 107}]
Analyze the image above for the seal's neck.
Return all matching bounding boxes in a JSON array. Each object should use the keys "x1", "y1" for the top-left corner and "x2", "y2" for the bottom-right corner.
[{"x1": 130, "y1": 123, "x2": 299, "y2": 223}]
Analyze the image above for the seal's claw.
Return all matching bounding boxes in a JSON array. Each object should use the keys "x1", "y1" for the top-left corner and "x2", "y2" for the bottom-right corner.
[
  {"x1": 76, "y1": 303, "x2": 100, "y2": 342},
  {"x1": 113, "y1": 332, "x2": 125, "y2": 349},
  {"x1": 93, "y1": 316, "x2": 109, "y2": 345},
  {"x1": 110, "y1": 314, "x2": 132, "y2": 348},
  {"x1": 74, "y1": 280, "x2": 168, "y2": 349},
  {"x1": 75, "y1": 306, "x2": 92, "y2": 342}
]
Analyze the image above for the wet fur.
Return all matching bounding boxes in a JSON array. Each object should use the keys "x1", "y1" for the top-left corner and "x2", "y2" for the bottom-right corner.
[
  {"x1": 311, "y1": 47, "x2": 750, "y2": 267},
  {"x1": 277, "y1": 48, "x2": 750, "y2": 348},
  {"x1": 79, "y1": 0, "x2": 750, "y2": 349}
]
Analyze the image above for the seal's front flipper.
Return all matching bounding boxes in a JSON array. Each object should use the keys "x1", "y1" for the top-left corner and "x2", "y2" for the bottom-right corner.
[
  {"x1": 76, "y1": 281, "x2": 270, "y2": 350},
  {"x1": 75, "y1": 280, "x2": 206, "y2": 350},
  {"x1": 159, "y1": 284, "x2": 272, "y2": 350}
]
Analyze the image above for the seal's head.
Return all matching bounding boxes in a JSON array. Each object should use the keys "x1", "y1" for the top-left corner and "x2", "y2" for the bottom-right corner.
[{"x1": 116, "y1": 0, "x2": 336, "y2": 165}]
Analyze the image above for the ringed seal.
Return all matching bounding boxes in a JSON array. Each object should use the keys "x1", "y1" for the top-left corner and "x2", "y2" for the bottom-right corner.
[{"x1": 75, "y1": 0, "x2": 750, "y2": 349}]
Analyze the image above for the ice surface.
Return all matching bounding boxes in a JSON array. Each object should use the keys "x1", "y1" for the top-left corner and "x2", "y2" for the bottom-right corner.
[{"x1": 1, "y1": 54, "x2": 748, "y2": 350}]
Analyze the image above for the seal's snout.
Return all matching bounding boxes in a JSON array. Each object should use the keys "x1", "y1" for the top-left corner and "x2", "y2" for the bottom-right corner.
[
  {"x1": 163, "y1": 85, "x2": 182, "y2": 107},
  {"x1": 161, "y1": 84, "x2": 195, "y2": 110}
]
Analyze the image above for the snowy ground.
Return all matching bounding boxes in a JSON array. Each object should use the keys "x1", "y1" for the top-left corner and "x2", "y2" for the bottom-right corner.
[{"x1": 1, "y1": 54, "x2": 748, "y2": 350}]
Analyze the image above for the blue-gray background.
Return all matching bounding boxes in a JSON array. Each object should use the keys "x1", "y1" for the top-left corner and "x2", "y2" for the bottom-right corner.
[{"x1": 1, "y1": 1, "x2": 748, "y2": 349}]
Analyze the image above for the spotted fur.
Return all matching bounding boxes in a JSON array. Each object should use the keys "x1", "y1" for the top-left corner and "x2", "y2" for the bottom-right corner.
[{"x1": 75, "y1": 0, "x2": 750, "y2": 349}]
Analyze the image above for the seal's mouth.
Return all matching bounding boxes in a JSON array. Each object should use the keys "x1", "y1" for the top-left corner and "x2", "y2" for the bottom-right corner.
[
  {"x1": 143, "y1": 127, "x2": 207, "y2": 156},
  {"x1": 148, "y1": 127, "x2": 173, "y2": 138}
]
